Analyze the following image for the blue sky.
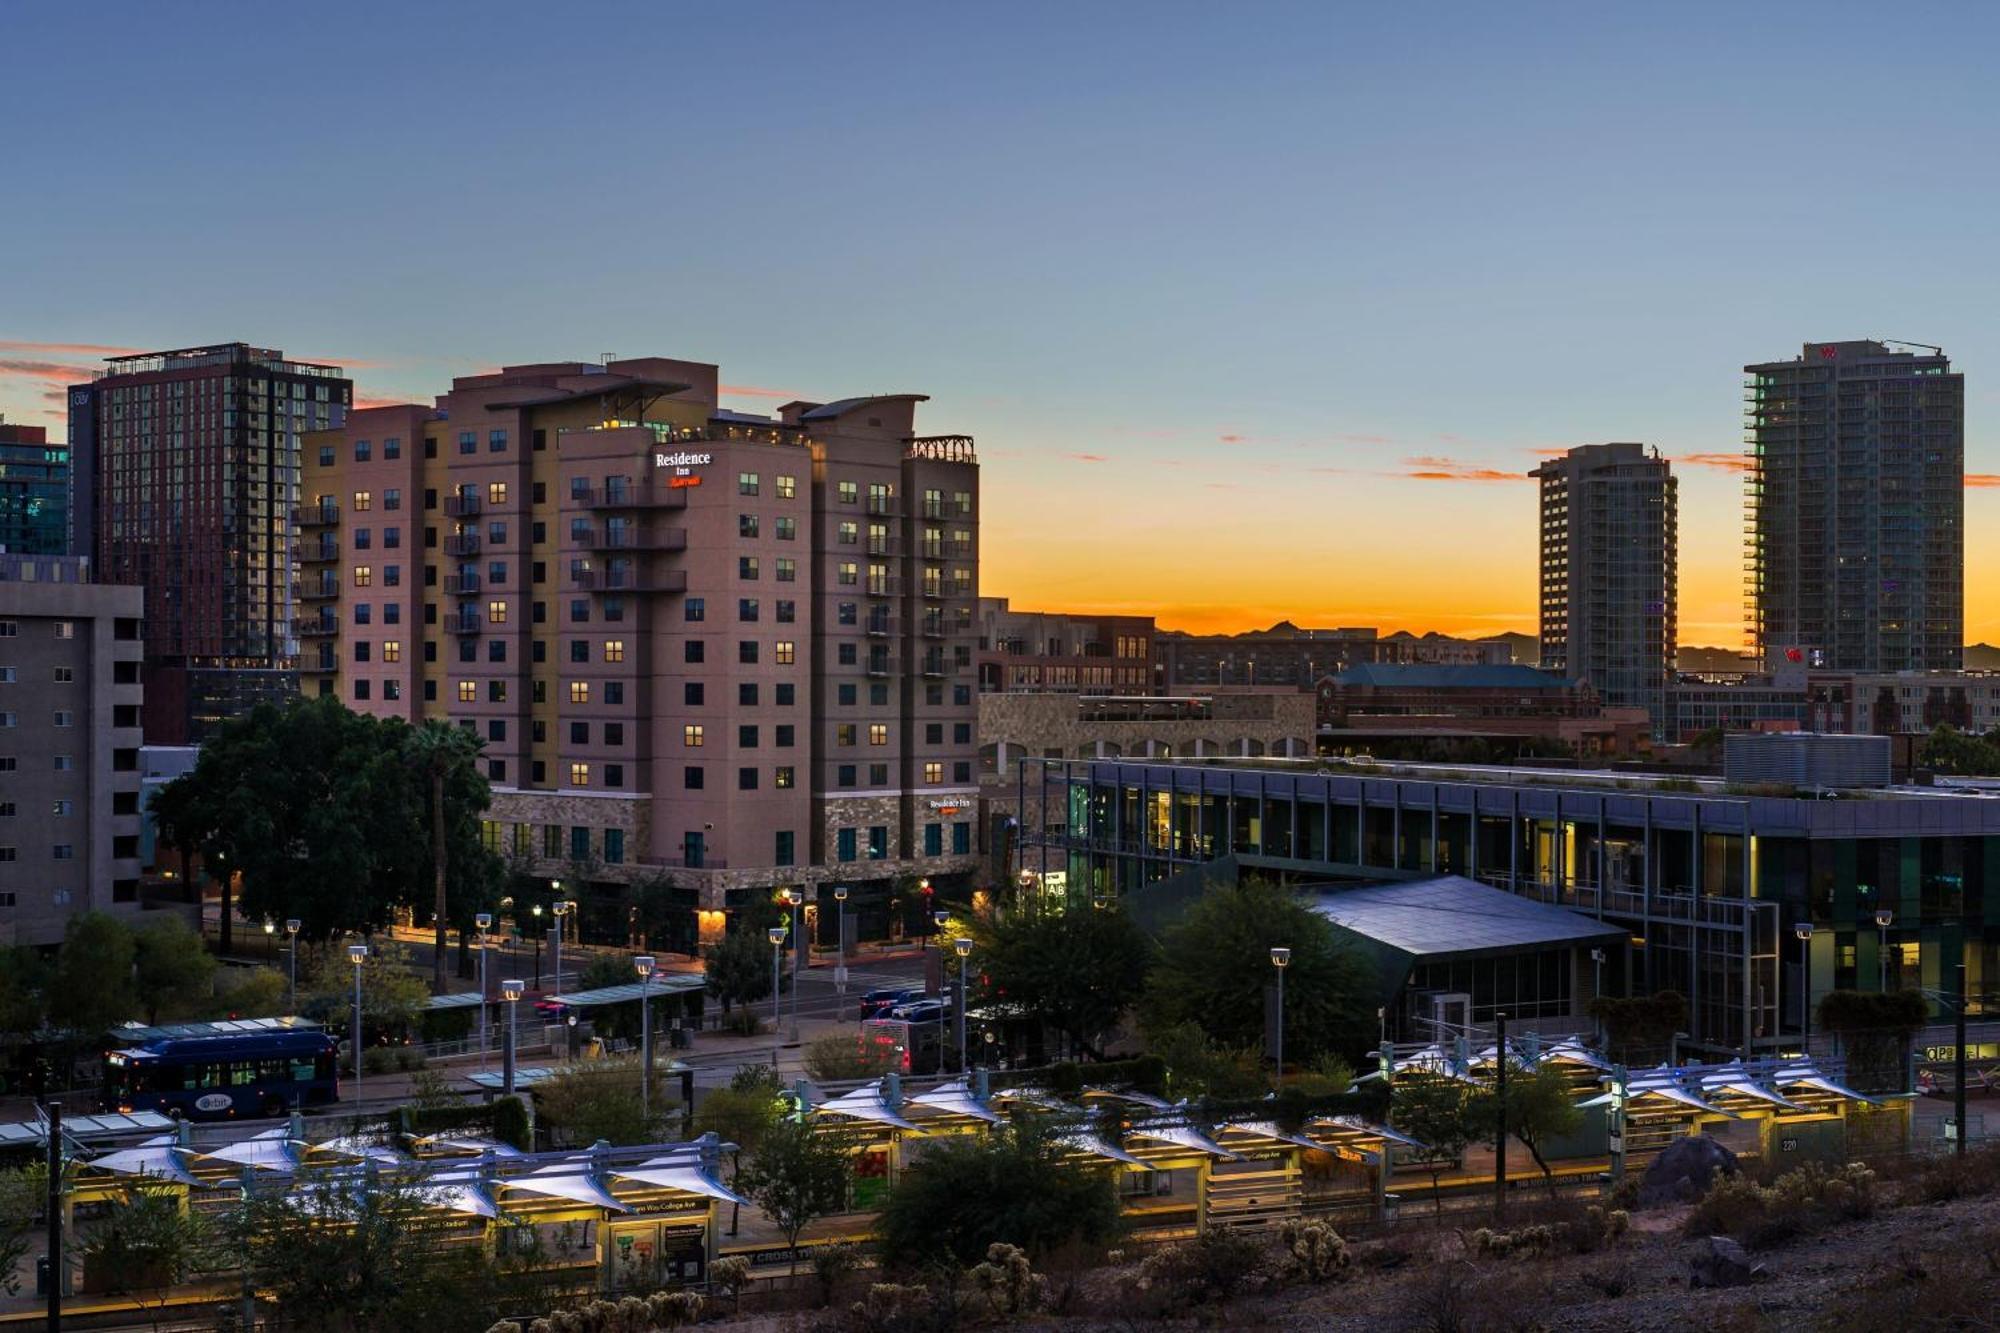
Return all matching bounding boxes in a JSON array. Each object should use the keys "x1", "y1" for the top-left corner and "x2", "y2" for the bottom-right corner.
[{"x1": 5, "y1": 1, "x2": 1999, "y2": 640}]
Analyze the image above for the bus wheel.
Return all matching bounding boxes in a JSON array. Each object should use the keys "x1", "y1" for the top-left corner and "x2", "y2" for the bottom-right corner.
[{"x1": 261, "y1": 1096, "x2": 287, "y2": 1119}]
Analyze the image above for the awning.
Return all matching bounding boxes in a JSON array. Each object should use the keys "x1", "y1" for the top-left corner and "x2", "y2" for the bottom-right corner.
[
  {"x1": 202, "y1": 1137, "x2": 304, "y2": 1173},
  {"x1": 502, "y1": 1172, "x2": 629, "y2": 1212},
  {"x1": 1305, "y1": 1115, "x2": 1427, "y2": 1151},
  {"x1": 906, "y1": 1079, "x2": 1002, "y2": 1124},
  {"x1": 1058, "y1": 1131, "x2": 1154, "y2": 1170},
  {"x1": 83, "y1": 1144, "x2": 201, "y2": 1186},
  {"x1": 0, "y1": 1110, "x2": 176, "y2": 1148},
  {"x1": 814, "y1": 1080, "x2": 919, "y2": 1132},
  {"x1": 536, "y1": 976, "x2": 706, "y2": 1010},
  {"x1": 613, "y1": 1164, "x2": 746, "y2": 1205},
  {"x1": 414, "y1": 1135, "x2": 526, "y2": 1158}
]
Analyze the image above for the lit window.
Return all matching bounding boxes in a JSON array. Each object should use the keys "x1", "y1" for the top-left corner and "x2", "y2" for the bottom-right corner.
[
  {"x1": 776, "y1": 474, "x2": 797, "y2": 499},
  {"x1": 774, "y1": 641, "x2": 795, "y2": 665},
  {"x1": 458, "y1": 681, "x2": 477, "y2": 702},
  {"x1": 488, "y1": 481, "x2": 508, "y2": 505},
  {"x1": 738, "y1": 472, "x2": 759, "y2": 495},
  {"x1": 569, "y1": 763, "x2": 590, "y2": 787},
  {"x1": 924, "y1": 762, "x2": 943, "y2": 784},
  {"x1": 382, "y1": 641, "x2": 402, "y2": 663},
  {"x1": 684, "y1": 724, "x2": 704, "y2": 747},
  {"x1": 352, "y1": 490, "x2": 372, "y2": 511},
  {"x1": 487, "y1": 600, "x2": 508, "y2": 624},
  {"x1": 570, "y1": 681, "x2": 590, "y2": 704},
  {"x1": 352, "y1": 566, "x2": 372, "y2": 587},
  {"x1": 603, "y1": 640, "x2": 625, "y2": 663},
  {"x1": 774, "y1": 766, "x2": 794, "y2": 788},
  {"x1": 869, "y1": 723, "x2": 888, "y2": 745}
]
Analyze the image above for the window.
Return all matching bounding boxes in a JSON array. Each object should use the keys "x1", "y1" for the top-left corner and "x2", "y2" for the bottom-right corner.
[
  {"x1": 604, "y1": 829, "x2": 625, "y2": 864},
  {"x1": 488, "y1": 720, "x2": 505, "y2": 742},
  {"x1": 53, "y1": 622, "x2": 72, "y2": 640},
  {"x1": 51, "y1": 800, "x2": 69, "y2": 817},
  {"x1": 838, "y1": 602, "x2": 857, "y2": 625},
  {"x1": 776, "y1": 599, "x2": 795, "y2": 623},
  {"x1": 487, "y1": 600, "x2": 508, "y2": 624},
  {"x1": 924, "y1": 823, "x2": 943, "y2": 857},
  {"x1": 837, "y1": 561, "x2": 858, "y2": 586},
  {"x1": 870, "y1": 724, "x2": 889, "y2": 746},
  {"x1": 766, "y1": 639, "x2": 793, "y2": 666},
  {"x1": 775, "y1": 516, "x2": 796, "y2": 540},
  {"x1": 570, "y1": 721, "x2": 589, "y2": 744},
  {"x1": 738, "y1": 598, "x2": 759, "y2": 622},
  {"x1": 738, "y1": 682, "x2": 758, "y2": 706},
  {"x1": 923, "y1": 761, "x2": 944, "y2": 784},
  {"x1": 738, "y1": 472, "x2": 760, "y2": 495},
  {"x1": 837, "y1": 764, "x2": 856, "y2": 787},
  {"x1": 953, "y1": 722, "x2": 971, "y2": 744},
  {"x1": 570, "y1": 640, "x2": 590, "y2": 664},
  {"x1": 738, "y1": 767, "x2": 757, "y2": 790},
  {"x1": 352, "y1": 528, "x2": 371, "y2": 551},
  {"x1": 569, "y1": 763, "x2": 590, "y2": 788},
  {"x1": 488, "y1": 481, "x2": 508, "y2": 504},
  {"x1": 775, "y1": 724, "x2": 795, "y2": 748},
  {"x1": 685, "y1": 641, "x2": 704, "y2": 663},
  {"x1": 838, "y1": 520, "x2": 857, "y2": 545},
  {"x1": 838, "y1": 683, "x2": 857, "y2": 706},
  {"x1": 838, "y1": 644, "x2": 857, "y2": 666},
  {"x1": 53, "y1": 844, "x2": 74, "y2": 861},
  {"x1": 952, "y1": 823, "x2": 971, "y2": 855},
  {"x1": 384, "y1": 437, "x2": 401, "y2": 460},
  {"x1": 837, "y1": 480, "x2": 858, "y2": 505},
  {"x1": 739, "y1": 641, "x2": 758, "y2": 665},
  {"x1": 926, "y1": 723, "x2": 943, "y2": 744},
  {"x1": 352, "y1": 565, "x2": 372, "y2": 587},
  {"x1": 684, "y1": 724, "x2": 705, "y2": 747},
  {"x1": 738, "y1": 724, "x2": 759, "y2": 747},
  {"x1": 954, "y1": 490, "x2": 973, "y2": 515},
  {"x1": 684, "y1": 682, "x2": 704, "y2": 706},
  {"x1": 603, "y1": 639, "x2": 624, "y2": 662},
  {"x1": 869, "y1": 762, "x2": 888, "y2": 785},
  {"x1": 775, "y1": 557, "x2": 795, "y2": 582},
  {"x1": 776, "y1": 683, "x2": 795, "y2": 706},
  {"x1": 684, "y1": 766, "x2": 704, "y2": 789},
  {"x1": 353, "y1": 643, "x2": 371, "y2": 664},
  {"x1": 489, "y1": 429, "x2": 508, "y2": 453},
  {"x1": 775, "y1": 474, "x2": 796, "y2": 499},
  {"x1": 954, "y1": 761, "x2": 972, "y2": 783},
  {"x1": 605, "y1": 722, "x2": 623, "y2": 745},
  {"x1": 458, "y1": 430, "x2": 477, "y2": 455},
  {"x1": 836, "y1": 828, "x2": 857, "y2": 862},
  {"x1": 605, "y1": 763, "x2": 623, "y2": 788},
  {"x1": 739, "y1": 556, "x2": 759, "y2": 580},
  {"x1": 352, "y1": 490, "x2": 372, "y2": 511},
  {"x1": 868, "y1": 826, "x2": 888, "y2": 859},
  {"x1": 775, "y1": 830, "x2": 795, "y2": 866},
  {"x1": 685, "y1": 597, "x2": 705, "y2": 622},
  {"x1": 775, "y1": 766, "x2": 795, "y2": 789},
  {"x1": 570, "y1": 826, "x2": 590, "y2": 860},
  {"x1": 458, "y1": 681, "x2": 477, "y2": 702},
  {"x1": 836, "y1": 724, "x2": 856, "y2": 746},
  {"x1": 738, "y1": 513, "x2": 759, "y2": 538},
  {"x1": 569, "y1": 681, "x2": 590, "y2": 705}
]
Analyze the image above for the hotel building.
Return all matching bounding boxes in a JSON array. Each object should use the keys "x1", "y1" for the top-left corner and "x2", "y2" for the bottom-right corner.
[{"x1": 298, "y1": 357, "x2": 980, "y2": 940}]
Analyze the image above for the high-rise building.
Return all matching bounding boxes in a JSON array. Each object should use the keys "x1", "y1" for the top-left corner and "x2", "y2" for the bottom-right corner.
[
  {"x1": 1744, "y1": 340, "x2": 1963, "y2": 672},
  {"x1": 0, "y1": 554, "x2": 145, "y2": 945},
  {"x1": 1532, "y1": 443, "x2": 1676, "y2": 734},
  {"x1": 298, "y1": 358, "x2": 980, "y2": 945},
  {"x1": 0, "y1": 419, "x2": 69, "y2": 556},
  {"x1": 68, "y1": 343, "x2": 353, "y2": 743}
]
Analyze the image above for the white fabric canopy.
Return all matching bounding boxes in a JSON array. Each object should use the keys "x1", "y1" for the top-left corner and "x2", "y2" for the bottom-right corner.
[
  {"x1": 907, "y1": 1079, "x2": 1002, "y2": 1124},
  {"x1": 613, "y1": 1164, "x2": 746, "y2": 1205},
  {"x1": 501, "y1": 1172, "x2": 628, "y2": 1212}
]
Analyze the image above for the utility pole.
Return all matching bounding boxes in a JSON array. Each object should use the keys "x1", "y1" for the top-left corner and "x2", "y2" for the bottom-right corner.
[
  {"x1": 1955, "y1": 961, "x2": 1968, "y2": 1158},
  {"x1": 45, "y1": 1100, "x2": 60, "y2": 1333},
  {"x1": 1493, "y1": 1012, "x2": 1509, "y2": 1221}
]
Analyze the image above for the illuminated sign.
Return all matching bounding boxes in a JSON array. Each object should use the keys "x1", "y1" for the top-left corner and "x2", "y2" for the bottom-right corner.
[{"x1": 653, "y1": 451, "x2": 712, "y2": 468}]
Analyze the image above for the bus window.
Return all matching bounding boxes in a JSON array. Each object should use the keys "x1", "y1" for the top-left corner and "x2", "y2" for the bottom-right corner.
[
  {"x1": 231, "y1": 1063, "x2": 257, "y2": 1086},
  {"x1": 290, "y1": 1058, "x2": 316, "y2": 1082}
]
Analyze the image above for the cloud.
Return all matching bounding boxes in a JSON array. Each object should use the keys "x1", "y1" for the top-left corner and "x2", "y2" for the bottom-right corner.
[
  {"x1": 353, "y1": 395, "x2": 420, "y2": 411},
  {"x1": 0, "y1": 358, "x2": 96, "y2": 381},
  {"x1": 1968, "y1": 474, "x2": 2000, "y2": 488},
  {"x1": 1217, "y1": 433, "x2": 1254, "y2": 444},
  {"x1": 1061, "y1": 452, "x2": 1109, "y2": 464},
  {"x1": 1337, "y1": 433, "x2": 1393, "y2": 445},
  {"x1": 1675, "y1": 451, "x2": 1752, "y2": 473},
  {"x1": 1396, "y1": 455, "x2": 1527, "y2": 483},
  {"x1": 720, "y1": 383, "x2": 802, "y2": 400},
  {"x1": 0, "y1": 339, "x2": 145, "y2": 359}
]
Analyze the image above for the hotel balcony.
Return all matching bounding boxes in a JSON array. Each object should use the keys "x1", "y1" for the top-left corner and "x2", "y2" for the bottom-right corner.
[
  {"x1": 444, "y1": 494, "x2": 483, "y2": 518},
  {"x1": 574, "y1": 568, "x2": 687, "y2": 594},
  {"x1": 443, "y1": 572, "x2": 482, "y2": 595},
  {"x1": 583, "y1": 527, "x2": 688, "y2": 552},
  {"x1": 444, "y1": 533, "x2": 481, "y2": 557},
  {"x1": 581, "y1": 484, "x2": 690, "y2": 510},
  {"x1": 444, "y1": 612, "x2": 483, "y2": 636}
]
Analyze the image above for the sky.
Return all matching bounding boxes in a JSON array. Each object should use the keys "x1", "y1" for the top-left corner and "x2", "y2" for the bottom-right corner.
[{"x1": 5, "y1": 1, "x2": 2000, "y2": 644}]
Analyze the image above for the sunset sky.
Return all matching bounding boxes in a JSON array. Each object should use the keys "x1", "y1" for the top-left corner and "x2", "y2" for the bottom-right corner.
[{"x1": 6, "y1": 3, "x2": 2000, "y2": 645}]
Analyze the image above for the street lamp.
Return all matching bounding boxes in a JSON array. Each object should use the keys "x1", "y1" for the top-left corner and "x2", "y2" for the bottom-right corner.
[
  {"x1": 284, "y1": 919, "x2": 300, "y2": 1015},
  {"x1": 833, "y1": 886, "x2": 849, "y2": 994},
  {"x1": 1874, "y1": 909, "x2": 1894, "y2": 991},
  {"x1": 1589, "y1": 947, "x2": 1606, "y2": 1045},
  {"x1": 551, "y1": 898, "x2": 571, "y2": 999},
  {"x1": 1270, "y1": 947, "x2": 1291, "y2": 1084},
  {"x1": 474, "y1": 912, "x2": 494, "y2": 1071},
  {"x1": 953, "y1": 938, "x2": 973, "y2": 1074},
  {"x1": 783, "y1": 889, "x2": 803, "y2": 1043},
  {"x1": 766, "y1": 926, "x2": 788, "y2": 1067},
  {"x1": 531, "y1": 903, "x2": 544, "y2": 988},
  {"x1": 501, "y1": 978, "x2": 524, "y2": 1095},
  {"x1": 635, "y1": 954, "x2": 657, "y2": 1119},
  {"x1": 263, "y1": 918, "x2": 275, "y2": 961},
  {"x1": 1795, "y1": 922, "x2": 1815, "y2": 1053},
  {"x1": 347, "y1": 943, "x2": 368, "y2": 1093}
]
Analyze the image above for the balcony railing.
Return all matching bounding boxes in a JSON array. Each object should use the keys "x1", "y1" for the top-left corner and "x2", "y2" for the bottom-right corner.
[
  {"x1": 584, "y1": 527, "x2": 687, "y2": 552},
  {"x1": 444, "y1": 614, "x2": 483, "y2": 636},
  {"x1": 443, "y1": 572, "x2": 482, "y2": 595},
  {"x1": 444, "y1": 533, "x2": 481, "y2": 557},
  {"x1": 295, "y1": 619, "x2": 339, "y2": 637},
  {"x1": 580, "y1": 484, "x2": 689, "y2": 510},
  {"x1": 297, "y1": 582, "x2": 339, "y2": 602},
  {"x1": 444, "y1": 494, "x2": 482, "y2": 518},
  {"x1": 574, "y1": 568, "x2": 688, "y2": 594},
  {"x1": 293, "y1": 505, "x2": 339, "y2": 527}
]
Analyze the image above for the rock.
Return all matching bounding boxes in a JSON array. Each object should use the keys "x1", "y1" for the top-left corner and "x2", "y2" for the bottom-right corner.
[
  {"x1": 1637, "y1": 1134, "x2": 1738, "y2": 1208},
  {"x1": 1687, "y1": 1234, "x2": 1762, "y2": 1288}
]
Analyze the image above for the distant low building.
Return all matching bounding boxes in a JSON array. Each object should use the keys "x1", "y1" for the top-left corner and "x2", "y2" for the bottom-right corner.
[
  {"x1": 1316, "y1": 663, "x2": 1652, "y2": 758},
  {"x1": 976, "y1": 597, "x2": 1156, "y2": 694}
]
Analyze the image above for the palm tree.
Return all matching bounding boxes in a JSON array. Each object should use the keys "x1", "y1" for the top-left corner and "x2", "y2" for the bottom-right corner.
[{"x1": 407, "y1": 722, "x2": 479, "y2": 995}]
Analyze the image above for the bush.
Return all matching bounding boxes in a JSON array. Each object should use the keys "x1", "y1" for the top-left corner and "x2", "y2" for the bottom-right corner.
[
  {"x1": 875, "y1": 1123, "x2": 1123, "y2": 1269},
  {"x1": 810, "y1": 1241, "x2": 863, "y2": 1308},
  {"x1": 1280, "y1": 1218, "x2": 1352, "y2": 1282},
  {"x1": 361, "y1": 1043, "x2": 424, "y2": 1074},
  {"x1": 804, "y1": 1032, "x2": 900, "y2": 1082},
  {"x1": 969, "y1": 1242, "x2": 1042, "y2": 1319},
  {"x1": 1685, "y1": 1160, "x2": 1876, "y2": 1249},
  {"x1": 1468, "y1": 1205, "x2": 1627, "y2": 1261},
  {"x1": 1135, "y1": 1228, "x2": 1267, "y2": 1306},
  {"x1": 1913, "y1": 1143, "x2": 2000, "y2": 1202}
]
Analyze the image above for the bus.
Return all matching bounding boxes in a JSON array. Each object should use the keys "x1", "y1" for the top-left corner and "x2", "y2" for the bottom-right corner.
[{"x1": 103, "y1": 1028, "x2": 340, "y2": 1121}]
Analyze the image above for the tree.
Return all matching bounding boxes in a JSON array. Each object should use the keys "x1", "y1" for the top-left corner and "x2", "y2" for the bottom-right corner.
[
  {"x1": 1141, "y1": 879, "x2": 1379, "y2": 1066},
  {"x1": 405, "y1": 721, "x2": 486, "y2": 995},
  {"x1": 47, "y1": 912, "x2": 137, "y2": 1035},
  {"x1": 802, "y1": 1032, "x2": 900, "y2": 1082},
  {"x1": 80, "y1": 1184, "x2": 218, "y2": 1331},
  {"x1": 1391, "y1": 1076, "x2": 1488, "y2": 1215},
  {"x1": 1817, "y1": 989, "x2": 1930, "y2": 1092},
  {"x1": 1588, "y1": 990, "x2": 1686, "y2": 1067},
  {"x1": 692, "y1": 1067, "x2": 785, "y2": 1237},
  {"x1": 299, "y1": 939, "x2": 430, "y2": 1040},
  {"x1": 1143, "y1": 1020, "x2": 1269, "y2": 1099},
  {"x1": 1917, "y1": 723, "x2": 2000, "y2": 776},
  {"x1": 149, "y1": 696, "x2": 502, "y2": 943},
  {"x1": 132, "y1": 915, "x2": 217, "y2": 1025},
  {"x1": 875, "y1": 1122, "x2": 1124, "y2": 1269},
  {"x1": 533, "y1": 1059, "x2": 669, "y2": 1147},
  {"x1": 1502, "y1": 1062, "x2": 1584, "y2": 1192},
  {"x1": 735, "y1": 1117, "x2": 850, "y2": 1270},
  {"x1": 704, "y1": 927, "x2": 775, "y2": 1016},
  {"x1": 970, "y1": 902, "x2": 1154, "y2": 1059},
  {"x1": 0, "y1": 1168, "x2": 42, "y2": 1296},
  {"x1": 0, "y1": 948, "x2": 46, "y2": 1035}
]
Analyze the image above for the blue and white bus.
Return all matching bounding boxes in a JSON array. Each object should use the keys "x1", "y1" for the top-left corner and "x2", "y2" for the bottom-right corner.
[{"x1": 103, "y1": 1026, "x2": 340, "y2": 1121}]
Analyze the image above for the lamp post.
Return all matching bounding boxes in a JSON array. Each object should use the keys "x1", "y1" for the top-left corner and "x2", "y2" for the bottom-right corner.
[
  {"x1": 931, "y1": 906, "x2": 948, "y2": 998},
  {"x1": 1590, "y1": 947, "x2": 1606, "y2": 1045},
  {"x1": 531, "y1": 903, "x2": 544, "y2": 989},
  {"x1": 1270, "y1": 947, "x2": 1291, "y2": 1084},
  {"x1": 784, "y1": 889, "x2": 803, "y2": 1044},
  {"x1": 1795, "y1": 922, "x2": 1815, "y2": 1055},
  {"x1": 953, "y1": 938, "x2": 973, "y2": 1074},
  {"x1": 474, "y1": 912, "x2": 493, "y2": 1071},
  {"x1": 635, "y1": 955, "x2": 656, "y2": 1119},
  {"x1": 347, "y1": 943, "x2": 368, "y2": 1093},
  {"x1": 1875, "y1": 909, "x2": 1894, "y2": 991},
  {"x1": 284, "y1": 919, "x2": 300, "y2": 1015},
  {"x1": 767, "y1": 926, "x2": 787, "y2": 1068},
  {"x1": 551, "y1": 897, "x2": 570, "y2": 999},
  {"x1": 833, "y1": 886, "x2": 849, "y2": 994},
  {"x1": 263, "y1": 919, "x2": 275, "y2": 960},
  {"x1": 1954, "y1": 960, "x2": 1969, "y2": 1159},
  {"x1": 501, "y1": 978, "x2": 523, "y2": 1095}
]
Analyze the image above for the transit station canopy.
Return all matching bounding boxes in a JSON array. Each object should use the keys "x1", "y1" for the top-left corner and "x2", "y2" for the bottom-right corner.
[{"x1": 1308, "y1": 875, "x2": 1627, "y2": 964}]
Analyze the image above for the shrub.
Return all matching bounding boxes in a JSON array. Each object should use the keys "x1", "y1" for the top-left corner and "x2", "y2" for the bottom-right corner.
[
  {"x1": 1914, "y1": 1143, "x2": 2000, "y2": 1203},
  {"x1": 804, "y1": 1032, "x2": 900, "y2": 1082},
  {"x1": 1135, "y1": 1228, "x2": 1267, "y2": 1306},
  {"x1": 1684, "y1": 1160, "x2": 1876, "y2": 1249},
  {"x1": 710, "y1": 1254, "x2": 751, "y2": 1312},
  {"x1": 1279, "y1": 1218, "x2": 1352, "y2": 1282},
  {"x1": 969, "y1": 1242, "x2": 1042, "y2": 1319},
  {"x1": 811, "y1": 1242, "x2": 863, "y2": 1308},
  {"x1": 1467, "y1": 1205, "x2": 1626, "y2": 1261}
]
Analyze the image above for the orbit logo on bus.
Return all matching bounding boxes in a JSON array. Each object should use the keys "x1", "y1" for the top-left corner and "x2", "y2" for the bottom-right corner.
[{"x1": 195, "y1": 1093, "x2": 234, "y2": 1113}]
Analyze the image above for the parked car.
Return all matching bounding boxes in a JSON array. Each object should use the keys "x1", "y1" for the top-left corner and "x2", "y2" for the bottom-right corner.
[
  {"x1": 858, "y1": 987, "x2": 917, "y2": 1021},
  {"x1": 888, "y1": 1000, "x2": 950, "y2": 1025}
]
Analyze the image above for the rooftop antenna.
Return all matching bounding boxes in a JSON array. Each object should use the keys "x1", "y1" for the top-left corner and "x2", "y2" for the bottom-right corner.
[
  {"x1": 601, "y1": 352, "x2": 617, "y2": 365},
  {"x1": 1880, "y1": 339, "x2": 1944, "y2": 355}
]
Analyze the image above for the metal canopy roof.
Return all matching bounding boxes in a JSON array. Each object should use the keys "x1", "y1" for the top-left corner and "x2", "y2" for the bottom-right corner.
[
  {"x1": 424, "y1": 992, "x2": 487, "y2": 1011},
  {"x1": 111, "y1": 1016, "x2": 321, "y2": 1043},
  {"x1": 537, "y1": 976, "x2": 706, "y2": 1009},
  {"x1": 0, "y1": 1110, "x2": 176, "y2": 1146},
  {"x1": 1309, "y1": 875, "x2": 1625, "y2": 963}
]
